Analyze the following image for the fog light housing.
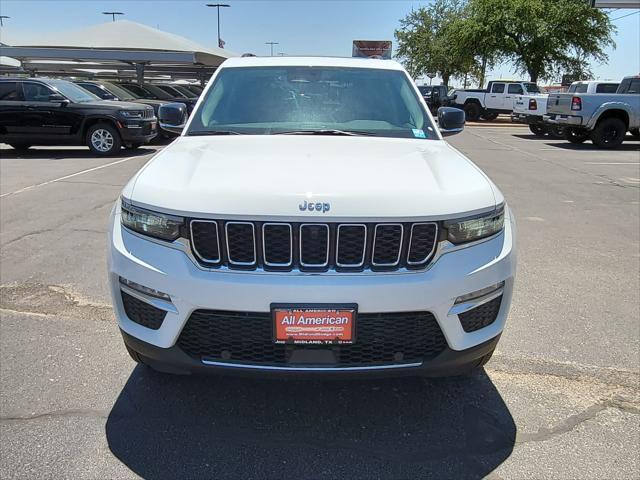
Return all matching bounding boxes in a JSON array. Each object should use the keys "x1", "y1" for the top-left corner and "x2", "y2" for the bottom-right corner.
[
  {"x1": 119, "y1": 277, "x2": 171, "y2": 300},
  {"x1": 455, "y1": 281, "x2": 504, "y2": 304}
]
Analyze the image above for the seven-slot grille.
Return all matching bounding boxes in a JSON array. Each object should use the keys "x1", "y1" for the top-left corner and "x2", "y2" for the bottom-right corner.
[{"x1": 189, "y1": 220, "x2": 438, "y2": 272}]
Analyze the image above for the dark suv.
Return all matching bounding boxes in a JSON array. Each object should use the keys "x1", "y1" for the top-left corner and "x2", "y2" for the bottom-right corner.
[
  {"x1": 74, "y1": 80, "x2": 176, "y2": 139},
  {"x1": 0, "y1": 78, "x2": 157, "y2": 155},
  {"x1": 115, "y1": 82, "x2": 198, "y2": 114},
  {"x1": 418, "y1": 85, "x2": 451, "y2": 114}
]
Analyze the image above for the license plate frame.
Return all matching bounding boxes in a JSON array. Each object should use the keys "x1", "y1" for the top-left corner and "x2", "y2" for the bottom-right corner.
[{"x1": 271, "y1": 303, "x2": 357, "y2": 345}]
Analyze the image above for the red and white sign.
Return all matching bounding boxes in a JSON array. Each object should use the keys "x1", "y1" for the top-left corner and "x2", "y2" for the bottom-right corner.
[{"x1": 273, "y1": 308, "x2": 355, "y2": 344}]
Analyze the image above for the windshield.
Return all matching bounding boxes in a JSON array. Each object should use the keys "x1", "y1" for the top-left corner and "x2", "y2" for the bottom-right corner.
[
  {"x1": 172, "y1": 85, "x2": 196, "y2": 97},
  {"x1": 142, "y1": 84, "x2": 173, "y2": 100},
  {"x1": 523, "y1": 83, "x2": 541, "y2": 94},
  {"x1": 101, "y1": 82, "x2": 137, "y2": 101},
  {"x1": 156, "y1": 85, "x2": 185, "y2": 97},
  {"x1": 47, "y1": 79, "x2": 99, "y2": 103},
  {"x1": 188, "y1": 66, "x2": 437, "y2": 139}
]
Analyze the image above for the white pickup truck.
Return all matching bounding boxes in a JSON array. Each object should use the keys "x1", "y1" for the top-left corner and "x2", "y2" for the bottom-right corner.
[
  {"x1": 544, "y1": 75, "x2": 640, "y2": 148},
  {"x1": 512, "y1": 81, "x2": 619, "y2": 137},
  {"x1": 452, "y1": 80, "x2": 542, "y2": 121}
]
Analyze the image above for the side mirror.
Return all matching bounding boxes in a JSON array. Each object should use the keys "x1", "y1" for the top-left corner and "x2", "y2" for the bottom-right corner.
[
  {"x1": 49, "y1": 93, "x2": 69, "y2": 105},
  {"x1": 158, "y1": 102, "x2": 188, "y2": 134},
  {"x1": 103, "y1": 93, "x2": 117, "y2": 100},
  {"x1": 438, "y1": 107, "x2": 465, "y2": 137}
]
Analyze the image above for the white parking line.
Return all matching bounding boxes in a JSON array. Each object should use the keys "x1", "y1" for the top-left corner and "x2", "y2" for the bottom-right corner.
[
  {"x1": 585, "y1": 162, "x2": 640, "y2": 165},
  {"x1": 0, "y1": 155, "x2": 146, "y2": 199}
]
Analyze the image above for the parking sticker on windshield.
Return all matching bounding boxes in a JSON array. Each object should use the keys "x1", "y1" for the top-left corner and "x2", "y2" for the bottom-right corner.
[{"x1": 412, "y1": 128, "x2": 426, "y2": 138}]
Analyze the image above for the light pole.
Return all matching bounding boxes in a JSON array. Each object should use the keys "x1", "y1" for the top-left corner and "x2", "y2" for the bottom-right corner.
[
  {"x1": 102, "y1": 11, "x2": 124, "y2": 22},
  {"x1": 265, "y1": 41, "x2": 279, "y2": 56},
  {"x1": 0, "y1": 16, "x2": 10, "y2": 27},
  {"x1": 206, "y1": 4, "x2": 230, "y2": 48}
]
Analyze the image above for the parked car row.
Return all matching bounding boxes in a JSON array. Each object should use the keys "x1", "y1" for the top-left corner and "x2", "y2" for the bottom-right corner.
[
  {"x1": 0, "y1": 77, "x2": 204, "y2": 155},
  {"x1": 449, "y1": 75, "x2": 638, "y2": 148},
  {"x1": 511, "y1": 80, "x2": 620, "y2": 138},
  {"x1": 543, "y1": 75, "x2": 639, "y2": 148}
]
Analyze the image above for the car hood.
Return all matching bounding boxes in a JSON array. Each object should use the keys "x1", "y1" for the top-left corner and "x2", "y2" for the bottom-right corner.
[
  {"x1": 126, "y1": 99, "x2": 166, "y2": 106},
  {"x1": 126, "y1": 135, "x2": 500, "y2": 220},
  {"x1": 78, "y1": 100, "x2": 153, "y2": 110}
]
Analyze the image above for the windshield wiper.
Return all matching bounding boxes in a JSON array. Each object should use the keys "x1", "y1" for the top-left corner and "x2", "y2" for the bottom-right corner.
[
  {"x1": 187, "y1": 130, "x2": 243, "y2": 136},
  {"x1": 273, "y1": 129, "x2": 376, "y2": 136}
]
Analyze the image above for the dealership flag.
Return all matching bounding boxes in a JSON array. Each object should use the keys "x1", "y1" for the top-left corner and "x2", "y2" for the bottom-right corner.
[{"x1": 219, "y1": 38, "x2": 225, "y2": 49}]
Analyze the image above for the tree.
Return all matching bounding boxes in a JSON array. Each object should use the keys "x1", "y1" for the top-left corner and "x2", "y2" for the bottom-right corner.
[
  {"x1": 395, "y1": 0, "x2": 477, "y2": 86},
  {"x1": 466, "y1": 0, "x2": 615, "y2": 82}
]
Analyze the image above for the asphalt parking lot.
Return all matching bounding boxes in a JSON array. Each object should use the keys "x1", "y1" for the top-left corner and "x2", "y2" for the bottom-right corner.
[{"x1": 1, "y1": 127, "x2": 639, "y2": 479}]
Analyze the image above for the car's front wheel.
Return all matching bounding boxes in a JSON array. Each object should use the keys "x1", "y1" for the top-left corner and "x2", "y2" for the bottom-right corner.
[
  {"x1": 565, "y1": 127, "x2": 589, "y2": 144},
  {"x1": 547, "y1": 125, "x2": 565, "y2": 138},
  {"x1": 86, "y1": 123, "x2": 122, "y2": 155},
  {"x1": 463, "y1": 102, "x2": 482, "y2": 121},
  {"x1": 529, "y1": 124, "x2": 547, "y2": 136}
]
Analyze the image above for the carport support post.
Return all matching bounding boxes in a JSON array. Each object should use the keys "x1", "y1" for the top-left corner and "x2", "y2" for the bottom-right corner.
[{"x1": 135, "y1": 63, "x2": 145, "y2": 84}]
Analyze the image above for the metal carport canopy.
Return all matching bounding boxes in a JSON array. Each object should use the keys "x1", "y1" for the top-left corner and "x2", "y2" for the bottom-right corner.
[{"x1": 0, "y1": 20, "x2": 237, "y2": 80}]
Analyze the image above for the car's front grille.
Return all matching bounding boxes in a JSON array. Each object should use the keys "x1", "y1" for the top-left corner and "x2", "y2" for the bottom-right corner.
[
  {"x1": 121, "y1": 291, "x2": 166, "y2": 330},
  {"x1": 177, "y1": 309, "x2": 447, "y2": 366},
  {"x1": 189, "y1": 220, "x2": 438, "y2": 272},
  {"x1": 458, "y1": 295, "x2": 503, "y2": 332},
  {"x1": 142, "y1": 108, "x2": 154, "y2": 119}
]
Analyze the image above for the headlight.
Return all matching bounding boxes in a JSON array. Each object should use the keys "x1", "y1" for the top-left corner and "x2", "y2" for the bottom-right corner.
[
  {"x1": 121, "y1": 201, "x2": 183, "y2": 241},
  {"x1": 445, "y1": 207, "x2": 504, "y2": 244},
  {"x1": 119, "y1": 110, "x2": 143, "y2": 118}
]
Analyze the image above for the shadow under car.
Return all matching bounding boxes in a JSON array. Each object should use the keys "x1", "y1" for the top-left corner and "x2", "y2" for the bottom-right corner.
[{"x1": 106, "y1": 366, "x2": 516, "y2": 479}]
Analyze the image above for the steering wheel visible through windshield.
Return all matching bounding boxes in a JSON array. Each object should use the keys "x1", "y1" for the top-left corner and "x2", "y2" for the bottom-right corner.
[{"x1": 187, "y1": 66, "x2": 437, "y2": 139}]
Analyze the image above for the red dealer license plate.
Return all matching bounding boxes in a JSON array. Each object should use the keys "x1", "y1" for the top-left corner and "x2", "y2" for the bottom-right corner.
[{"x1": 272, "y1": 305, "x2": 357, "y2": 345}]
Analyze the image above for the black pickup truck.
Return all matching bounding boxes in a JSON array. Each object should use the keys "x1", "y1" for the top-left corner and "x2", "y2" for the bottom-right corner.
[{"x1": 0, "y1": 78, "x2": 157, "y2": 155}]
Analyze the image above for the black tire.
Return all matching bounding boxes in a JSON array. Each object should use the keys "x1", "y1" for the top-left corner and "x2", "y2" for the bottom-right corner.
[
  {"x1": 463, "y1": 102, "x2": 482, "y2": 121},
  {"x1": 548, "y1": 125, "x2": 566, "y2": 139},
  {"x1": 629, "y1": 128, "x2": 639, "y2": 139},
  {"x1": 482, "y1": 112, "x2": 499, "y2": 121},
  {"x1": 86, "y1": 122, "x2": 122, "y2": 155},
  {"x1": 125, "y1": 344, "x2": 144, "y2": 364},
  {"x1": 565, "y1": 127, "x2": 589, "y2": 144},
  {"x1": 9, "y1": 143, "x2": 31, "y2": 152},
  {"x1": 590, "y1": 117, "x2": 626, "y2": 149},
  {"x1": 529, "y1": 124, "x2": 548, "y2": 136},
  {"x1": 477, "y1": 346, "x2": 496, "y2": 368}
]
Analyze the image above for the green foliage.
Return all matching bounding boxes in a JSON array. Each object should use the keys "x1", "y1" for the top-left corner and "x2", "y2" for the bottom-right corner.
[
  {"x1": 394, "y1": 0, "x2": 476, "y2": 86},
  {"x1": 395, "y1": 0, "x2": 615, "y2": 84},
  {"x1": 467, "y1": 0, "x2": 615, "y2": 82}
]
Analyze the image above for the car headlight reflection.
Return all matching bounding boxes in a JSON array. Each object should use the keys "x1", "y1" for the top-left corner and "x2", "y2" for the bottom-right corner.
[
  {"x1": 121, "y1": 200, "x2": 183, "y2": 241},
  {"x1": 445, "y1": 207, "x2": 504, "y2": 244}
]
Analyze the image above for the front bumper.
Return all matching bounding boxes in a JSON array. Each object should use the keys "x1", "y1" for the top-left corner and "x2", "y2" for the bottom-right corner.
[
  {"x1": 543, "y1": 114, "x2": 582, "y2": 126},
  {"x1": 117, "y1": 118, "x2": 158, "y2": 145},
  {"x1": 108, "y1": 205, "x2": 517, "y2": 375}
]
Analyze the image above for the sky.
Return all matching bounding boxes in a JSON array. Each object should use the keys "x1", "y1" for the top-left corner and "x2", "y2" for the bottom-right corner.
[{"x1": 1, "y1": 0, "x2": 638, "y2": 87}]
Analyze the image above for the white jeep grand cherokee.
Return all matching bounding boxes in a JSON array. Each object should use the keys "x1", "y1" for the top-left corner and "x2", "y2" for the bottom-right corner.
[{"x1": 108, "y1": 57, "x2": 516, "y2": 376}]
